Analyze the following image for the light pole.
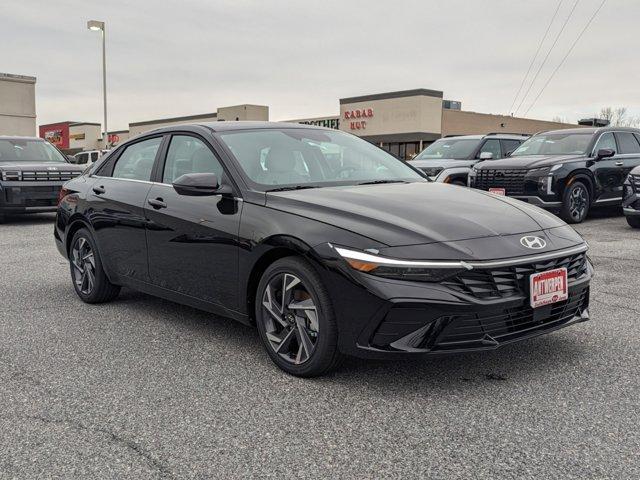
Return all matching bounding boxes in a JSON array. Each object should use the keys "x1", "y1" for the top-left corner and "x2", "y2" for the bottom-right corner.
[{"x1": 87, "y1": 20, "x2": 108, "y2": 147}]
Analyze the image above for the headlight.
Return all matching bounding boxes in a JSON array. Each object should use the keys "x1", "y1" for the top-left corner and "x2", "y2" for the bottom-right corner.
[{"x1": 333, "y1": 246, "x2": 472, "y2": 282}]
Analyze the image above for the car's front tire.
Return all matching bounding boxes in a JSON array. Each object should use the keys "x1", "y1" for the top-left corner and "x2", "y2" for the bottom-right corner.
[
  {"x1": 560, "y1": 180, "x2": 590, "y2": 224},
  {"x1": 69, "y1": 228, "x2": 120, "y2": 303},
  {"x1": 627, "y1": 216, "x2": 640, "y2": 228},
  {"x1": 255, "y1": 257, "x2": 343, "y2": 377}
]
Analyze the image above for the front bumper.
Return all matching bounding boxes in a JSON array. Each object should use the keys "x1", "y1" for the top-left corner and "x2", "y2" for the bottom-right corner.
[
  {"x1": 0, "y1": 180, "x2": 65, "y2": 214},
  {"x1": 312, "y1": 244, "x2": 592, "y2": 359}
]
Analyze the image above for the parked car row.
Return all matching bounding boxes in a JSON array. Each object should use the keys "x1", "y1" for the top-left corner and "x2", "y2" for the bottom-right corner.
[{"x1": 410, "y1": 126, "x2": 640, "y2": 225}]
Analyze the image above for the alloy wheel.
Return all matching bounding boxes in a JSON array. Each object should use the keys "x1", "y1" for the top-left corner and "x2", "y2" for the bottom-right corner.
[
  {"x1": 261, "y1": 273, "x2": 319, "y2": 364},
  {"x1": 569, "y1": 185, "x2": 588, "y2": 221},
  {"x1": 71, "y1": 237, "x2": 96, "y2": 295}
]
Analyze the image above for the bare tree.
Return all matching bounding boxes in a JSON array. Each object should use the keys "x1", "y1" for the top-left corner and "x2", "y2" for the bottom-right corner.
[
  {"x1": 599, "y1": 107, "x2": 640, "y2": 127},
  {"x1": 552, "y1": 116, "x2": 568, "y2": 124}
]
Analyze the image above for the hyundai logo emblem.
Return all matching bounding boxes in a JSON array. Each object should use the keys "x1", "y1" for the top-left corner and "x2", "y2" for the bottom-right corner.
[{"x1": 520, "y1": 236, "x2": 547, "y2": 249}]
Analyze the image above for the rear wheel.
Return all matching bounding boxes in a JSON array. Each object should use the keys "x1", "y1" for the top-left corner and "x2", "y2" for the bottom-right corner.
[
  {"x1": 255, "y1": 257, "x2": 343, "y2": 377},
  {"x1": 69, "y1": 228, "x2": 120, "y2": 303},
  {"x1": 627, "y1": 216, "x2": 640, "y2": 228},
  {"x1": 560, "y1": 181, "x2": 590, "y2": 224}
]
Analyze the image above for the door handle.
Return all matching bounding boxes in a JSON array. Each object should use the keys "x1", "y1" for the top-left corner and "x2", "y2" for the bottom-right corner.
[
  {"x1": 92, "y1": 185, "x2": 106, "y2": 195},
  {"x1": 615, "y1": 161, "x2": 624, "y2": 166},
  {"x1": 147, "y1": 197, "x2": 167, "y2": 209}
]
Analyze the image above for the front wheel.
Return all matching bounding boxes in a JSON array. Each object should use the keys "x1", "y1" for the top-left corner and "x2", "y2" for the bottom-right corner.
[
  {"x1": 69, "y1": 228, "x2": 120, "y2": 303},
  {"x1": 627, "y1": 215, "x2": 640, "y2": 228},
  {"x1": 560, "y1": 181, "x2": 590, "y2": 224},
  {"x1": 255, "y1": 257, "x2": 343, "y2": 377}
]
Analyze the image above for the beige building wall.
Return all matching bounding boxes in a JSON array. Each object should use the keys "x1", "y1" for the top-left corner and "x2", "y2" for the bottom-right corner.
[
  {"x1": 217, "y1": 104, "x2": 268, "y2": 121},
  {"x1": 0, "y1": 73, "x2": 36, "y2": 136},
  {"x1": 340, "y1": 94, "x2": 442, "y2": 138},
  {"x1": 442, "y1": 110, "x2": 579, "y2": 136},
  {"x1": 69, "y1": 123, "x2": 102, "y2": 150},
  {"x1": 128, "y1": 113, "x2": 218, "y2": 137}
]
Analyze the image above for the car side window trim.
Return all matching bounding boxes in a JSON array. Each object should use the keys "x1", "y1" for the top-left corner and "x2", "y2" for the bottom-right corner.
[{"x1": 93, "y1": 135, "x2": 166, "y2": 179}]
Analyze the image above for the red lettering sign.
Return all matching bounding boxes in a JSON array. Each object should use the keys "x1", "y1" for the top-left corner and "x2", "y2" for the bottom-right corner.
[{"x1": 343, "y1": 108, "x2": 374, "y2": 121}]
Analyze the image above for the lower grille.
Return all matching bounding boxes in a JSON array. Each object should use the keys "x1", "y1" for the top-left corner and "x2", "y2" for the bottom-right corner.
[
  {"x1": 442, "y1": 252, "x2": 588, "y2": 299},
  {"x1": 20, "y1": 170, "x2": 78, "y2": 181},
  {"x1": 474, "y1": 169, "x2": 526, "y2": 195},
  {"x1": 631, "y1": 175, "x2": 640, "y2": 191},
  {"x1": 435, "y1": 287, "x2": 589, "y2": 350}
]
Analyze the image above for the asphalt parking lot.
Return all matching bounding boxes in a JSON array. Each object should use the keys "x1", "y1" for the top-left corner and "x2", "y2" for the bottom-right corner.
[{"x1": 0, "y1": 210, "x2": 638, "y2": 479}]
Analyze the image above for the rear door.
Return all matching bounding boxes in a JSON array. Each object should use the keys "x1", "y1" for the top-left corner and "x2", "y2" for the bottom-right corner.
[
  {"x1": 88, "y1": 136, "x2": 164, "y2": 282},
  {"x1": 614, "y1": 132, "x2": 640, "y2": 181},
  {"x1": 144, "y1": 133, "x2": 242, "y2": 309}
]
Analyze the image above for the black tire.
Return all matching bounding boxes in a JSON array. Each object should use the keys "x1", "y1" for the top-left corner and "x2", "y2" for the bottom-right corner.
[
  {"x1": 69, "y1": 228, "x2": 120, "y2": 303},
  {"x1": 627, "y1": 215, "x2": 640, "y2": 228},
  {"x1": 560, "y1": 180, "x2": 590, "y2": 224},
  {"x1": 0, "y1": 214, "x2": 5, "y2": 224},
  {"x1": 255, "y1": 256, "x2": 343, "y2": 377}
]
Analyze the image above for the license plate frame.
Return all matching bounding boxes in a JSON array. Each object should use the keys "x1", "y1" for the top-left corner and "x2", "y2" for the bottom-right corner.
[{"x1": 529, "y1": 267, "x2": 568, "y2": 309}]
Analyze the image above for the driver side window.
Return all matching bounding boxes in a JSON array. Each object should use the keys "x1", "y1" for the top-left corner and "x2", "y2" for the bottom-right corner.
[
  {"x1": 162, "y1": 135, "x2": 223, "y2": 184},
  {"x1": 593, "y1": 132, "x2": 616, "y2": 154},
  {"x1": 478, "y1": 139, "x2": 501, "y2": 159}
]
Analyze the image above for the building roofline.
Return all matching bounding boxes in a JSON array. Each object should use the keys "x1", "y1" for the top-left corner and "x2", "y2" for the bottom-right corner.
[
  {"x1": 0, "y1": 72, "x2": 36, "y2": 84},
  {"x1": 70, "y1": 122, "x2": 101, "y2": 127},
  {"x1": 130, "y1": 112, "x2": 218, "y2": 127},
  {"x1": 340, "y1": 88, "x2": 443, "y2": 104}
]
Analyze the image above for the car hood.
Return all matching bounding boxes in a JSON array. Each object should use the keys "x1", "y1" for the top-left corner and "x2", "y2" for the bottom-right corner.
[
  {"x1": 409, "y1": 159, "x2": 475, "y2": 169},
  {"x1": 476, "y1": 154, "x2": 585, "y2": 170},
  {"x1": 266, "y1": 182, "x2": 567, "y2": 247},
  {"x1": 0, "y1": 161, "x2": 78, "y2": 170}
]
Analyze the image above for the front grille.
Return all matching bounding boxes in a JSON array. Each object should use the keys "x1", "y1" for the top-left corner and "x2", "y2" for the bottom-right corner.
[
  {"x1": 631, "y1": 174, "x2": 640, "y2": 191},
  {"x1": 435, "y1": 287, "x2": 589, "y2": 350},
  {"x1": 474, "y1": 169, "x2": 526, "y2": 195},
  {"x1": 20, "y1": 170, "x2": 78, "y2": 181},
  {"x1": 442, "y1": 252, "x2": 588, "y2": 299}
]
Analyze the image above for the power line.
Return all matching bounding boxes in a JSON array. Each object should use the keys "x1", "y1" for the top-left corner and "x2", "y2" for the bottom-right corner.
[
  {"x1": 524, "y1": 0, "x2": 607, "y2": 116},
  {"x1": 513, "y1": 0, "x2": 580, "y2": 116},
  {"x1": 508, "y1": 0, "x2": 564, "y2": 116}
]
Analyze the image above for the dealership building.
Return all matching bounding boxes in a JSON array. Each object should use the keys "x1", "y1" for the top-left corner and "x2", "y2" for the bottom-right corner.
[
  {"x1": 0, "y1": 73, "x2": 37, "y2": 136},
  {"x1": 39, "y1": 88, "x2": 578, "y2": 159}
]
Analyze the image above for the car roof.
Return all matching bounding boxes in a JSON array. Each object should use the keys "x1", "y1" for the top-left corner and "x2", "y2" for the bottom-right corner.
[
  {"x1": 440, "y1": 133, "x2": 529, "y2": 141},
  {"x1": 541, "y1": 126, "x2": 640, "y2": 136},
  {"x1": 0, "y1": 136, "x2": 45, "y2": 141},
  {"x1": 145, "y1": 121, "x2": 329, "y2": 136}
]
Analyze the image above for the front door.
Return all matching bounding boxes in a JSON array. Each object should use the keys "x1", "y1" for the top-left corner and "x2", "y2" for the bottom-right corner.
[
  {"x1": 593, "y1": 132, "x2": 625, "y2": 202},
  {"x1": 88, "y1": 136, "x2": 164, "y2": 282},
  {"x1": 144, "y1": 134, "x2": 242, "y2": 309}
]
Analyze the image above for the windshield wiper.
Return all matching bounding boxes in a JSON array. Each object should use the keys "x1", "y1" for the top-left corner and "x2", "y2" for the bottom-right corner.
[
  {"x1": 265, "y1": 185, "x2": 321, "y2": 192},
  {"x1": 357, "y1": 180, "x2": 408, "y2": 185}
]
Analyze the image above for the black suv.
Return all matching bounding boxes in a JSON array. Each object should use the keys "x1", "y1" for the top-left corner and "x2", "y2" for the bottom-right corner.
[
  {"x1": 408, "y1": 133, "x2": 528, "y2": 185},
  {"x1": 0, "y1": 136, "x2": 84, "y2": 222},
  {"x1": 469, "y1": 127, "x2": 640, "y2": 223},
  {"x1": 623, "y1": 166, "x2": 640, "y2": 228}
]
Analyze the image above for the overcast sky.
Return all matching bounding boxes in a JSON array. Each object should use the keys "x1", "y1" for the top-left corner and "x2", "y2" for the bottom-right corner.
[{"x1": 2, "y1": 0, "x2": 638, "y2": 131}]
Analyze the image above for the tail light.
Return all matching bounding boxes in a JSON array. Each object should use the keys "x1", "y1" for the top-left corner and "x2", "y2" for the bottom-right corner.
[{"x1": 57, "y1": 187, "x2": 71, "y2": 206}]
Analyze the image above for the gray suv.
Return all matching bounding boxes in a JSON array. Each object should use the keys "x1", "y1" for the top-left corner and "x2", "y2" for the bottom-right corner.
[{"x1": 408, "y1": 133, "x2": 528, "y2": 185}]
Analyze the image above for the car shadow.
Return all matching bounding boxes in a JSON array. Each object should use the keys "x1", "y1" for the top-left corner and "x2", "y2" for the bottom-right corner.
[{"x1": 108, "y1": 288, "x2": 590, "y2": 392}]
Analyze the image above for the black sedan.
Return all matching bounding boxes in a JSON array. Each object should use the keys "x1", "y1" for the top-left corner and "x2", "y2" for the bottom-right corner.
[{"x1": 55, "y1": 122, "x2": 593, "y2": 376}]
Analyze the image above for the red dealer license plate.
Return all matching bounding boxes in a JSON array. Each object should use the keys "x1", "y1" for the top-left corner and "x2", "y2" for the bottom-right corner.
[
  {"x1": 529, "y1": 268, "x2": 568, "y2": 309},
  {"x1": 489, "y1": 188, "x2": 506, "y2": 196}
]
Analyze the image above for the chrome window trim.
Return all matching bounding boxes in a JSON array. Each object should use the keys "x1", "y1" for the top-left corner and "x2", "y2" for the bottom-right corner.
[
  {"x1": 592, "y1": 130, "x2": 640, "y2": 157},
  {"x1": 333, "y1": 243, "x2": 588, "y2": 271}
]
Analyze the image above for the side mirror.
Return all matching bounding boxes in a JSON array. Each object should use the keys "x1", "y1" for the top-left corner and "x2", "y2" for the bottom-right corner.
[
  {"x1": 596, "y1": 148, "x2": 615, "y2": 160},
  {"x1": 172, "y1": 172, "x2": 231, "y2": 196},
  {"x1": 505, "y1": 150, "x2": 514, "y2": 157},
  {"x1": 479, "y1": 152, "x2": 493, "y2": 160}
]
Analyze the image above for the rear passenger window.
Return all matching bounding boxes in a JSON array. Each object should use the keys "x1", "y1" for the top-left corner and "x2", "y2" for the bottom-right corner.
[
  {"x1": 615, "y1": 132, "x2": 640, "y2": 154},
  {"x1": 112, "y1": 137, "x2": 162, "y2": 181},
  {"x1": 162, "y1": 135, "x2": 223, "y2": 184},
  {"x1": 91, "y1": 152, "x2": 99, "y2": 162}
]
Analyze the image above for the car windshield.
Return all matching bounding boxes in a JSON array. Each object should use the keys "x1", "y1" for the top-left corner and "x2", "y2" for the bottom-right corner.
[
  {"x1": 217, "y1": 128, "x2": 424, "y2": 190},
  {"x1": 0, "y1": 139, "x2": 68, "y2": 163},
  {"x1": 511, "y1": 133, "x2": 592, "y2": 156},
  {"x1": 414, "y1": 138, "x2": 479, "y2": 160}
]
